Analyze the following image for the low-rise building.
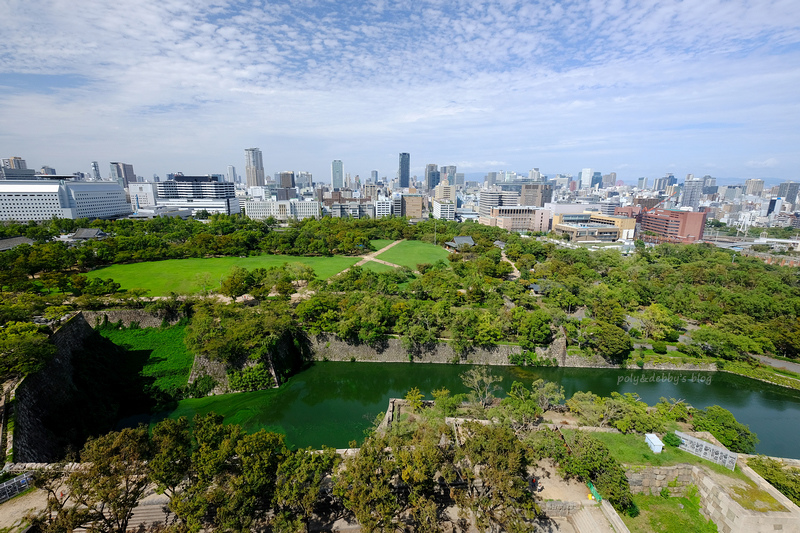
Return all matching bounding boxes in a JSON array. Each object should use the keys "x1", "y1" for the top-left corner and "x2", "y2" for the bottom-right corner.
[
  {"x1": 479, "y1": 206, "x2": 549, "y2": 232},
  {"x1": 0, "y1": 180, "x2": 131, "y2": 221},
  {"x1": 244, "y1": 199, "x2": 321, "y2": 221},
  {"x1": 432, "y1": 199, "x2": 456, "y2": 220},
  {"x1": 640, "y1": 209, "x2": 706, "y2": 243}
]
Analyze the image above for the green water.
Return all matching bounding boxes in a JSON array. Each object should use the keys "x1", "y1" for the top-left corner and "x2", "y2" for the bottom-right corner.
[{"x1": 154, "y1": 363, "x2": 800, "y2": 458}]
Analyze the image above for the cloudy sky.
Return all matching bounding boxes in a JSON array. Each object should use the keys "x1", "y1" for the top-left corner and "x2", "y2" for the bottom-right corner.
[{"x1": 1, "y1": 0, "x2": 799, "y2": 184}]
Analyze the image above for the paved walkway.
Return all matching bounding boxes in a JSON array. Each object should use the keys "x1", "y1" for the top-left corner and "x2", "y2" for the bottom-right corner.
[{"x1": 751, "y1": 354, "x2": 800, "y2": 375}]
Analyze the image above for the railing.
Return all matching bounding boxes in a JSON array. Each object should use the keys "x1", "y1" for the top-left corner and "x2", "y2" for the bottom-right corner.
[{"x1": 0, "y1": 471, "x2": 33, "y2": 504}]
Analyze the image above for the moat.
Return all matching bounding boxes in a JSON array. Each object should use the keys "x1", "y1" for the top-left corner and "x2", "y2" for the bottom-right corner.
[{"x1": 147, "y1": 362, "x2": 800, "y2": 458}]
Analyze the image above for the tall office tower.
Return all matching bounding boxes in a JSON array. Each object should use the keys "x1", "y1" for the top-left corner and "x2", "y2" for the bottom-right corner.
[
  {"x1": 682, "y1": 178, "x2": 703, "y2": 210},
  {"x1": 591, "y1": 171, "x2": 603, "y2": 188},
  {"x1": 602, "y1": 172, "x2": 617, "y2": 188},
  {"x1": 486, "y1": 172, "x2": 498, "y2": 186},
  {"x1": 520, "y1": 183, "x2": 553, "y2": 207},
  {"x1": 455, "y1": 173, "x2": 465, "y2": 187},
  {"x1": 398, "y1": 153, "x2": 410, "y2": 188},
  {"x1": 91, "y1": 161, "x2": 102, "y2": 180},
  {"x1": 371, "y1": 170, "x2": 378, "y2": 182},
  {"x1": 580, "y1": 168, "x2": 593, "y2": 189},
  {"x1": 745, "y1": 179, "x2": 765, "y2": 196},
  {"x1": 331, "y1": 160, "x2": 344, "y2": 189},
  {"x1": 441, "y1": 165, "x2": 457, "y2": 185},
  {"x1": 296, "y1": 172, "x2": 312, "y2": 187},
  {"x1": 666, "y1": 173, "x2": 677, "y2": 187},
  {"x1": 110, "y1": 162, "x2": 135, "y2": 188},
  {"x1": 703, "y1": 175, "x2": 716, "y2": 188},
  {"x1": 637, "y1": 177, "x2": 648, "y2": 189},
  {"x1": 779, "y1": 181, "x2": 800, "y2": 205},
  {"x1": 226, "y1": 165, "x2": 237, "y2": 183},
  {"x1": 529, "y1": 168, "x2": 542, "y2": 181},
  {"x1": 425, "y1": 164, "x2": 438, "y2": 190},
  {"x1": 279, "y1": 171, "x2": 295, "y2": 188},
  {"x1": 244, "y1": 148, "x2": 265, "y2": 187},
  {"x1": 40, "y1": 166, "x2": 56, "y2": 175},
  {"x1": 1, "y1": 157, "x2": 27, "y2": 169}
]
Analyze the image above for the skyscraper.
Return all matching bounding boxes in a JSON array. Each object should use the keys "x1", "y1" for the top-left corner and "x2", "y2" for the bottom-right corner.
[
  {"x1": 682, "y1": 178, "x2": 703, "y2": 210},
  {"x1": 109, "y1": 162, "x2": 135, "y2": 188},
  {"x1": 579, "y1": 168, "x2": 593, "y2": 189},
  {"x1": 745, "y1": 179, "x2": 765, "y2": 196},
  {"x1": 226, "y1": 165, "x2": 237, "y2": 183},
  {"x1": 370, "y1": 170, "x2": 378, "y2": 182},
  {"x1": 244, "y1": 148, "x2": 265, "y2": 187},
  {"x1": 91, "y1": 161, "x2": 102, "y2": 180},
  {"x1": 331, "y1": 160, "x2": 343, "y2": 189},
  {"x1": 779, "y1": 181, "x2": 800, "y2": 205},
  {"x1": 425, "y1": 164, "x2": 439, "y2": 190},
  {"x1": 398, "y1": 153, "x2": 410, "y2": 188},
  {"x1": 637, "y1": 177, "x2": 648, "y2": 189},
  {"x1": 441, "y1": 165, "x2": 457, "y2": 185},
  {"x1": 1, "y1": 157, "x2": 27, "y2": 170},
  {"x1": 279, "y1": 171, "x2": 295, "y2": 188}
]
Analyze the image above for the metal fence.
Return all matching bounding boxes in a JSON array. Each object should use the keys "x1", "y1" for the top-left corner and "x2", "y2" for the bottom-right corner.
[
  {"x1": 0, "y1": 471, "x2": 33, "y2": 504},
  {"x1": 675, "y1": 430, "x2": 738, "y2": 470}
]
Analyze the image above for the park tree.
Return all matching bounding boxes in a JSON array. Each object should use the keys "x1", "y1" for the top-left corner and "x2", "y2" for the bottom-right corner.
[
  {"x1": 586, "y1": 321, "x2": 633, "y2": 363},
  {"x1": 461, "y1": 367, "x2": 503, "y2": 409},
  {"x1": 219, "y1": 265, "x2": 254, "y2": 302},
  {"x1": 531, "y1": 379, "x2": 565, "y2": 412},
  {"x1": 29, "y1": 427, "x2": 153, "y2": 533},
  {"x1": 692, "y1": 405, "x2": 759, "y2": 453},
  {"x1": 149, "y1": 417, "x2": 192, "y2": 504},
  {"x1": 453, "y1": 422, "x2": 538, "y2": 533},
  {"x1": 495, "y1": 381, "x2": 542, "y2": 434},
  {"x1": 0, "y1": 321, "x2": 56, "y2": 380},
  {"x1": 273, "y1": 447, "x2": 339, "y2": 533}
]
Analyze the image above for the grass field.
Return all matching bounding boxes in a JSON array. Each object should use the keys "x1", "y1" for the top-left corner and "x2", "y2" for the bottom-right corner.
[
  {"x1": 88, "y1": 254, "x2": 359, "y2": 296},
  {"x1": 375, "y1": 240, "x2": 450, "y2": 270},
  {"x1": 369, "y1": 239, "x2": 396, "y2": 251},
  {"x1": 99, "y1": 325, "x2": 194, "y2": 393},
  {"x1": 360, "y1": 261, "x2": 403, "y2": 273},
  {"x1": 622, "y1": 494, "x2": 718, "y2": 533}
]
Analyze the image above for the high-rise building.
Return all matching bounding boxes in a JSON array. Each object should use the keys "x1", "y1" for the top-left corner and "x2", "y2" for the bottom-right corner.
[
  {"x1": 425, "y1": 164, "x2": 440, "y2": 190},
  {"x1": 91, "y1": 161, "x2": 102, "y2": 180},
  {"x1": 110, "y1": 162, "x2": 135, "y2": 188},
  {"x1": 591, "y1": 172, "x2": 603, "y2": 188},
  {"x1": 2, "y1": 157, "x2": 27, "y2": 170},
  {"x1": 331, "y1": 160, "x2": 344, "y2": 189},
  {"x1": 682, "y1": 178, "x2": 703, "y2": 210},
  {"x1": 226, "y1": 165, "x2": 237, "y2": 183},
  {"x1": 520, "y1": 183, "x2": 553, "y2": 207},
  {"x1": 580, "y1": 168, "x2": 593, "y2": 189},
  {"x1": 244, "y1": 148, "x2": 265, "y2": 187},
  {"x1": 779, "y1": 181, "x2": 800, "y2": 205},
  {"x1": 529, "y1": 168, "x2": 542, "y2": 181},
  {"x1": 398, "y1": 153, "x2": 410, "y2": 188},
  {"x1": 40, "y1": 166, "x2": 56, "y2": 175},
  {"x1": 637, "y1": 177, "x2": 648, "y2": 189},
  {"x1": 371, "y1": 170, "x2": 378, "y2": 182},
  {"x1": 745, "y1": 179, "x2": 765, "y2": 196},
  {"x1": 440, "y1": 165, "x2": 457, "y2": 185},
  {"x1": 296, "y1": 172, "x2": 312, "y2": 188},
  {"x1": 279, "y1": 171, "x2": 295, "y2": 188}
]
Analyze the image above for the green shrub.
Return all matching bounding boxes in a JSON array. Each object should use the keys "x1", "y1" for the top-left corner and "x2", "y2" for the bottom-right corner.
[
  {"x1": 636, "y1": 359, "x2": 645, "y2": 368},
  {"x1": 185, "y1": 375, "x2": 216, "y2": 398},
  {"x1": 628, "y1": 328, "x2": 642, "y2": 339},
  {"x1": 626, "y1": 501, "x2": 640, "y2": 517},
  {"x1": 660, "y1": 487, "x2": 670, "y2": 498},
  {"x1": 652, "y1": 341, "x2": 668, "y2": 354},
  {"x1": 228, "y1": 363, "x2": 274, "y2": 392},
  {"x1": 663, "y1": 432, "x2": 682, "y2": 447},
  {"x1": 665, "y1": 330, "x2": 681, "y2": 342}
]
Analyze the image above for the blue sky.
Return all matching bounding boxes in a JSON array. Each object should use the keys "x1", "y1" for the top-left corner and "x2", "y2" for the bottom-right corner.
[{"x1": 1, "y1": 0, "x2": 799, "y2": 184}]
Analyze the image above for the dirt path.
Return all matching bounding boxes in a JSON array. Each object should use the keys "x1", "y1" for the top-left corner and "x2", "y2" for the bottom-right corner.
[
  {"x1": 501, "y1": 250, "x2": 521, "y2": 280},
  {"x1": 337, "y1": 240, "x2": 405, "y2": 276}
]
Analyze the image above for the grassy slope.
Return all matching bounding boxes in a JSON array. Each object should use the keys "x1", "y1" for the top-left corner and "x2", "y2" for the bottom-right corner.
[
  {"x1": 375, "y1": 240, "x2": 450, "y2": 270},
  {"x1": 369, "y1": 239, "x2": 396, "y2": 251},
  {"x1": 98, "y1": 326, "x2": 194, "y2": 392},
  {"x1": 360, "y1": 261, "x2": 402, "y2": 273},
  {"x1": 622, "y1": 494, "x2": 718, "y2": 533},
  {"x1": 88, "y1": 254, "x2": 359, "y2": 296}
]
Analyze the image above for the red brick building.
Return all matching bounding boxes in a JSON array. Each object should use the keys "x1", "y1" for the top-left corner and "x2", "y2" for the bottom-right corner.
[{"x1": 640, "y1": 209, "x2": 706, "y2": 243}]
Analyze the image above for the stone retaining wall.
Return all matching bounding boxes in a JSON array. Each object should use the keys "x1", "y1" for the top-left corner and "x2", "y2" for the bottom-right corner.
[
  {"x1": 13, "y1": 313, "x2": 94, "y2": 462},
  {"x1": 82, "y1": 309, "x2": 184, "y2": 329},
  {"x1": 625, "y1": 463, "x2": 800, "y2": 533}
]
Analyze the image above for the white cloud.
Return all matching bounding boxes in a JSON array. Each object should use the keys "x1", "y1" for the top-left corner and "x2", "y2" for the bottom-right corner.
[{"x1": 0, "y1": 0, "x2": 798, "y2": 181}]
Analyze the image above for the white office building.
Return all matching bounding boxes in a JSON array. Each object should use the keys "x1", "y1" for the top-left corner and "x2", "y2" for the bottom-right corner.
[
  {"x1": 129, "y1": 182, "x2": 158, "y2": 208},
  {"x1": 155, "y1": 176, "x2": 240, "y2": 215},
  {"x1": 244, "y1": 199, "x2": 321, "y2": 221},
  {"x1": 432, "y1": 199, "x2": 456, "y2": 220},
  {"x1": 0, "y1": 180, "x2": 131, "y2": 221},
  {"x1": 374, "y1": 198, "x2": 392, "y2": 218}
]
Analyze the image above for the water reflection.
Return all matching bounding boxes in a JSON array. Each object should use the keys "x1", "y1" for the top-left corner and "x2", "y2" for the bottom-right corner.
[{"x1": 156, "y1": 363, "x2": 800, "y2": 458}]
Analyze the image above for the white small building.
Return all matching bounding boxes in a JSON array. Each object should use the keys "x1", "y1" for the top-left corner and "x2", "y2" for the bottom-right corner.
[
  {"x1": 432, "y1": 199, "x2": 456, "y2": 220},
  {"x1": 645, "y1": 433, "x2": 664, "y2": 454}
]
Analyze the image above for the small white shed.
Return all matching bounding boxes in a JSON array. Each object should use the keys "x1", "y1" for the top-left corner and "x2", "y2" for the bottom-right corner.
[{"x1": 645, "y1": 433, "x2": 664, "y2": 454}]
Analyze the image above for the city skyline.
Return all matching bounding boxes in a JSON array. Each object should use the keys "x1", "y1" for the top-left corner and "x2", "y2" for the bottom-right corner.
[{"x1": 1, "y1": 1, "x2": 799, "y2": 182}]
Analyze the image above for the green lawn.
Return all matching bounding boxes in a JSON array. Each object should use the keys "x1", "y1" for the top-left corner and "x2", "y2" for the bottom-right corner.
[
  {"x1": 88, "y1": 254, "x2": 359, "y2": 296},
  {"x1": 360, "y1": 261, "x2": 403, "y2": 273},
  {"x1": 622, "y1": 494, "x2": 718, "y2": 533},
  {"x1": 369, "y1": 239, "x2": 396, "y2": 251},
  {"x1": 98, "y1": 325, "x2": 194, "y2": 393},
  {"x1": 375, "y1": 240, "x2": 450, "y2": 270}
]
